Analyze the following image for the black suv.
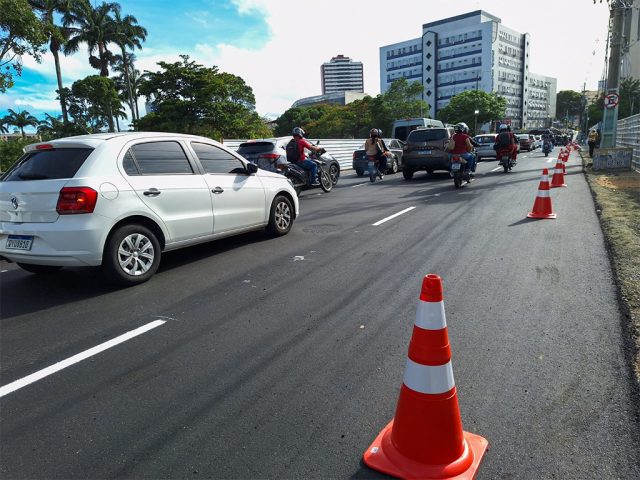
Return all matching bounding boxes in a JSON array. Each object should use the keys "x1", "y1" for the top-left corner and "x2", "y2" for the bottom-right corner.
[{"x1": 402, "y1": 126, "x2": 454, "y2": 179}]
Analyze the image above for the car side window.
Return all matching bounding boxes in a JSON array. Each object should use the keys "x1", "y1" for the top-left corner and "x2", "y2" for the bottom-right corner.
[
  {"x1": 128, "y1": 141, "x2": 193, "y2": 175},
  {"x1": 191, "y1": 142, "x2": 246, "y2": 174}
]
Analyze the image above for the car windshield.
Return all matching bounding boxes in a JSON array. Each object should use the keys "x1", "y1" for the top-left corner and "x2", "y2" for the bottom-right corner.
[
  {"x1": 475, "y1": 136, "x2": 495, "y2": 144},
  {"x1": 1, "y1": 148, "x2": 94, "y2": 181},
  {"x1": 518, "y1": 135, "x2": 530, "y2": 140},
  {"x1": 407, "y1": 129, "x2": 447, "y2": 142},
  {"x1": 237, "y1": 142, "x2": 276, "y2": 154}
]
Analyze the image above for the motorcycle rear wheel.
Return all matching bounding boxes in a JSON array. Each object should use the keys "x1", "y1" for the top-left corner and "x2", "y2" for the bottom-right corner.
[
  {"x1": 453, "y1": 173, "x2": 462, "y2": 188},
  {"x1": 503, "y1": 164, "x2": 509, "y2": 173},
  {"x1": 320, "y1": 170, "x2": 332, "y2": 192}
]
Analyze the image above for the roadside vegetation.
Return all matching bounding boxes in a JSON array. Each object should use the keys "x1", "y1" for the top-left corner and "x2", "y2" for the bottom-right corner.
[{"x1": 582, "y1": 152, "x2": 640, "y2": 382}]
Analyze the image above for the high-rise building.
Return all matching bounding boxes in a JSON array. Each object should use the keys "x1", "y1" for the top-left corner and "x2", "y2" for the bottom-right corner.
[
  {"x1": 379, "y1": 10, "x2": 557, "y2": 129},
  {"x1": 321, "y1": 55, "x2": 364, "y2": 95}
]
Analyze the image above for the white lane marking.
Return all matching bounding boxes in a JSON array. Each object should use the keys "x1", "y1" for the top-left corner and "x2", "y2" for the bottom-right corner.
[
  {"x1": 1, "y1": 270, "x2": 7, "y2": 273},
  {"x1": 546, "y1": 157, "x2": 556, "y2": 163},
  {"x1": 490, "y1": 166, "x2": 502, "y2": 172},
  {"x1": 351, "y1": 183, "x2": 367, "y2": 188},
  {"x1": 0, "y1": 320, "x2": 166, "y2": 398},
  {"x1": 372, "y1": 206, "x2": 416, "y2": 226}
]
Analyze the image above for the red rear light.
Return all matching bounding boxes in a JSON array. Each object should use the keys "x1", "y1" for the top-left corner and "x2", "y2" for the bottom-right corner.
[
  {"x1": 36, "y1": 144, "x2": 54, "y2": 150},
  {"x1": 258, "y1": 154, "x2": 280, "y2": 159},
  {"x1": 56, "y1": 187, "x2": 98, "y2": 214}
]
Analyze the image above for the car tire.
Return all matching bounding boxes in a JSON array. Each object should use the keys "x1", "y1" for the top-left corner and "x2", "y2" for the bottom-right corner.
[
  {"x1": 329, "y1": 163, "x2": 340, "y2": 185},
  {"x1": 426, "y1": 169, "x2": 434, "y2": 175},
  {"x1": 17, "y1": 263, "x2": 63, "y2": 274},
  {"x1": 389, "y1": 158, "x2": 399, "y2": 174},
  {"x1": 402, "y1": 169, "x2": 414, "y2": 180},
  {"x1": 356, "y1": 169, "x2": 364, "y2": 177},
  {"x1": 267, "y1": 195, "x2": 294, "y2": 236},
  {"x1": 477, "y1": 156, "x2": 482, "y2": 162},
  {"x1": 103, "y1": 224, "x2": 161, "y2": 286}
]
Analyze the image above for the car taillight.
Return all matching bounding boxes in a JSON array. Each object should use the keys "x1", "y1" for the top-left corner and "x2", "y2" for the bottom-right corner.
[
  {"x1": 36, "y1": 144, "x2": 54, "y2": 150},
  {"x1": 56, "y1": 187, "x2": 98, "y2": 214},
  {"x1": 258, "y1": 154, "x2": 280, "y2": 160}
]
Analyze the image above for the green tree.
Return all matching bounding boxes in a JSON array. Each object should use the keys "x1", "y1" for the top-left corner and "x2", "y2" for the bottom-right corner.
[
  {"x1": 35, "y1": 112, "x2": 86, "y2": 139},
  {"x1": 555, "y1": 90, "x2": 583, "y2": 119},
  {"x1": 63, "y1": 0, "x2": 119, "y2": 77},
  {"x1": 0, "y1": 0, "x2": 48, "y2": 91},
  {"x1": 369, "y1": 78, "x2": 428, "y2": 135},
  {"x1": 29, "y1": 0, "x2": 75, "y2": 125},
  {"x1": 0, "y1": 137, "x2": 30, "y2": 172},
  {"x1": 63, "y1": 74, "x2": 122, "y2": 132},
  {"x1": 619, "y1": 77, "x2": 640, "y2": 119},
  {"x1": 274, "y1": 104, "x2": 336, "y2": 137},
  {"x1": 111, "y1": 7, "x2": 146, "y2": 121},
  {"x1": 437, "y1": 90, "x2": 506, "y2": 134},
  {"x1": 136, "y1": 55, "x2": 270, "y2": 139},
  {"x1": 4, "y1": 108, "x2": 39, "y2": 136}
]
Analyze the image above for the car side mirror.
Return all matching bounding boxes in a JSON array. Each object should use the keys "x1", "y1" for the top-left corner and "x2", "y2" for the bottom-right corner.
[{"x1": 246, "y1": 162, "x2": 258, "y2": 174}]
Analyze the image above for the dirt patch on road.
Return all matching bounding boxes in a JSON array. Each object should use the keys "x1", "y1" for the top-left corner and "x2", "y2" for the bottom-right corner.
[{"x1": 583, "y1": 152, "x2": 640, "y2": 384}]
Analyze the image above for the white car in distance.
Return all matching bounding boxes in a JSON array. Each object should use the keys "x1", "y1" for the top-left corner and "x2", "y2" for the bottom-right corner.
[{"x1": 0, "y1": 132, "x2": 299, "y2": 286}]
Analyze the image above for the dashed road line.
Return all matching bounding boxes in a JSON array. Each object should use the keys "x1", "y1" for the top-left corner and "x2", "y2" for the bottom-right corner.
[
  {"x1": 373, "y1": 207, "x2": 416, "y2": 226},
  {"x1": 0, "y1": 319, "x2": 166, "y2": 398}
]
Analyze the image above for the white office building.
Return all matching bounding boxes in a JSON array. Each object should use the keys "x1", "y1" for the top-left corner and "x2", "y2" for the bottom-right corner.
[
  {"x1": 379, "y1": 10, "x2": 557, "y2": 130},
  {"x1": 321, "y1": 55, "x2": 364, "y2": 95}
]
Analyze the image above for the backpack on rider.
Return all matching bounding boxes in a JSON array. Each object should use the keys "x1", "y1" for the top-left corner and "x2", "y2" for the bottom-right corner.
[{"x1": 285, "y1": 138, "x2": 299, "y2": 163}]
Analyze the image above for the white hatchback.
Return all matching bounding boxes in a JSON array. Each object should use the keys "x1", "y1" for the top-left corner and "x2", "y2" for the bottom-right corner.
[{"x1": 0, "y1": 132, "x2": 299, "y2": 285}]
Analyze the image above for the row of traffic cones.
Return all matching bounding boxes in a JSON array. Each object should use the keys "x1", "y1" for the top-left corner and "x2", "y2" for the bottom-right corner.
[{"x1": 527, "y1": 146, "x2": 574, "y2": 219}]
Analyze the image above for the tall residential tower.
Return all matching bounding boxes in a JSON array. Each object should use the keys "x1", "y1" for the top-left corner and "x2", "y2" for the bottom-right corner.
[{"x1": 321, "y1": 55, "x2": 364, "y2": 95}]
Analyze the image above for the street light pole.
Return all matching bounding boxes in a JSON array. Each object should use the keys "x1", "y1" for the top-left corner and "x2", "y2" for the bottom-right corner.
[{"x1": 474, "y1": 109, "x2": 479, "y2": 135}]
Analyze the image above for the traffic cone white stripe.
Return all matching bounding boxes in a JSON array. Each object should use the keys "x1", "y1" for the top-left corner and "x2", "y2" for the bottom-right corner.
[
  {"x1": 541, "y1": 174, "x2": 549, "y2": 182},
  {"x1": 403, "y1": 358, "x2": 455, "y2": 394},
  {"x1": 415, "y1": 301, "x2": 447, "y2": 330},
  {"x1": 537, "y1": 189, "x2": 550, "y2": 197}
]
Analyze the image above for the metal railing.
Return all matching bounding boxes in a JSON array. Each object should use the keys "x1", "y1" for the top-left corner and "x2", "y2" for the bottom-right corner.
[
  {"x1": 616, "y1": 114, "x2": 640, "y2": 171},
  {"x1": 224, "y1": 138, "x2": 367, "y2": 170}
]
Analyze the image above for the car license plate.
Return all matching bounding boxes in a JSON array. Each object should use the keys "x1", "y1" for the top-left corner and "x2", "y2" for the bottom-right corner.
[
  {"x1": 418, "y1": 150, "x2": 432, "y2": 155},
  {"x1": 451, "y1": 163, "x2": 461, "y2": 170},
  {"x1": 6, "y1": 235, "x2": 33, "y2": 251}
]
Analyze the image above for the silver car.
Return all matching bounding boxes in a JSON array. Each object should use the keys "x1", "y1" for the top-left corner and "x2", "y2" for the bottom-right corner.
[
  {"x1": 0, "y1": 132, "x2": 299, "y2": 285},
  {"x1": 473, "y1": 134, "x2": 497, "y2": 161}
]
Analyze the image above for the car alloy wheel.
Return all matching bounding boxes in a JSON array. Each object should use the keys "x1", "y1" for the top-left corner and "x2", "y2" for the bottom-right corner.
[
  {"x1": 118, "y1": 232, "x2": 156, "y2": 276},
  {"x1": 267, "y1": 195, "x2": 293, "y2": 236},
  {"x1": 103, "y1": 224, "x2": 161, "y2": 286}
]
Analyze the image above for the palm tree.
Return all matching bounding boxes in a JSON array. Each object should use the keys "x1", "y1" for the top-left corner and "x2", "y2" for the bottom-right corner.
[
  {"x1": 5, "y1": 109, "x2": 39, "y2": 137},
  {"x1": 29, "y1": 0, "x2": 75, "y2": 126},
  {"x1": 0, "y1": 117, "x2": 10, "y2": 134},
  {"x1": 63, "y1": 0, "x2": 120, "y2": 77},
  {"x1": 37, "y1": 113, "x2": 65, "y2": 138},
  {"x1": 111, "y1": 7, "x2": 146, "y2": 122}
]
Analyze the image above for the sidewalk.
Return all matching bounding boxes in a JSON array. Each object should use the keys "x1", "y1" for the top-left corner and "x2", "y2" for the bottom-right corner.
[{"x1": 581, "y1": 148, "x2": 640, "y2": 382}]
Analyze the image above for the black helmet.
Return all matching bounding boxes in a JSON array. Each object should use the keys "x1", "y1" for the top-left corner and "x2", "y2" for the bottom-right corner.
[
  {"x1": 370, "y1": 128, "x2": 380, "y2": 137},
  {"x1": 292, "y1": 127, "x2": 305, "y2": 137}
]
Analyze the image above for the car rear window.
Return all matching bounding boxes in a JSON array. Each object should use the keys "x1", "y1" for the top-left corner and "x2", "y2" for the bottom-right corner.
[
  {"x1": 237, "y1": 142, "x2": 276, "y2": 154},
  {"x1": 1, "y1": 148, "x2": 93, "y2": 181},
  {"x1": 407, "y1": 129, "x2": 447, "y2": 142},
  {"x1": 475, "y1": 136, "x2": 495, "y2": 145}
]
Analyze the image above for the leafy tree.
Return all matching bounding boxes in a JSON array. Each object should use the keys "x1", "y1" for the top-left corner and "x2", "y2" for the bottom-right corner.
[
  {"x1": 274, "y1": 104, "x2": 337, "y2": 137},
  {"x1": 555, "y1": 90, "x2": 583, "y2": 118},
  {"x1": 136, "y1": 55, "x2": 270, "y2": 139},
  {"x1": 63, "y1": 0, "x2": 119, "y2": 77},
  {"x1": 62, "y1": 74, "x2": 122, "y2": 132},
  {"x1": 437, "y1": 90, "x2": 506, "y2": 134},
  {"x1": 369, "y1": 78, "x2": 428, "y2": 135},
  {"x1": 111, "y1": 7, "x2": 146, "y2": 121},
  {"x1": 0, "y1": 0, "x2": 48, "y2": 91},
  {"x1": 618, "y1": 77, "x2": 640, "y2": 119},
  {"x1": 587, "y1": 95, "x2": 604, "y2": 127},
  {"x1": 0, "y1": 137, "x2": 30, "y2": 172},
  {"x1": 4, "y1": 108, "x2": 39, "y2": 136},
  {"x1": 29, "y1": 0, "x2": 75, "y2": 125},
  {"x1": 0, "y1": 116, "x2": 10, "y2": 133}
]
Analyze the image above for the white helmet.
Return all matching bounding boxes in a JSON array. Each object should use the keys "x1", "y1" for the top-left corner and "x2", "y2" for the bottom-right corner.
[{"x1": 499, "y1": 124, "x2": 508, "y2": 132}]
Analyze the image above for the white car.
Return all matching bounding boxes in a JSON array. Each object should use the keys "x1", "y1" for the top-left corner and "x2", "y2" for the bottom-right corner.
[{"x1": 0, "y1": 132, "x2": 299, "y2": 285}]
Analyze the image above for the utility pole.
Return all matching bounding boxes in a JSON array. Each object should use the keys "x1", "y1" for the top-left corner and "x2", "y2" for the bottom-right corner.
[{"x1": 601, "y1": 1, "x2": 627, "y2": 148}]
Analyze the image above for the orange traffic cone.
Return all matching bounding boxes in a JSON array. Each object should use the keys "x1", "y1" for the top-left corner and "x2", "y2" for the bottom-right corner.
[
  {"x1": 550, "y1": 159, "x2": 567, "y2": 188},
  {"x1": 363, "y1": 275, "x2": 488, "y2": 479},
  {"x1": 527, "y1": 169, "x2": 557, "y2": 219}
]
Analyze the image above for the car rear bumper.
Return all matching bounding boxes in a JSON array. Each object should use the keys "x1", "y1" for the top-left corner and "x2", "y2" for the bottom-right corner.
[
  {"x1": 403, "y1": 154, "x2": 449, "y2": 171},
  {"x1": 0, "y1": 216, "x2": 108, "y2": 267}
]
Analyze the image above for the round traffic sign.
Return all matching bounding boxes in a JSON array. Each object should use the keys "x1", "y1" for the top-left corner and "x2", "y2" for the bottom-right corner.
[{"x1": 604, "y1": 93, "x2": 619, "y2": 109}]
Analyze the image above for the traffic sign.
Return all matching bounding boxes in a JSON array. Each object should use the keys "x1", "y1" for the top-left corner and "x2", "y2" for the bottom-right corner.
[{"x1": 604, "y1": 93, "x2": 619, "y2": 109}]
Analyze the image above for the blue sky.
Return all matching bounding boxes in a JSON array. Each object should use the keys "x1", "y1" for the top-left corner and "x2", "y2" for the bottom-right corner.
[{"x1": 2, "y1": 0, "x2": 611, "y2": 131}]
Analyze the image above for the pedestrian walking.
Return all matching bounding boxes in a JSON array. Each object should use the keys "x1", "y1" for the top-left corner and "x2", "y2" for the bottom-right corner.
[{"x1": 587, "y1": 129, "x2": 599, "y2": 157}]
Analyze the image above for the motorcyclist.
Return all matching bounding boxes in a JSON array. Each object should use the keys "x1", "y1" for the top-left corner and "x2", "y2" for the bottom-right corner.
[
  {"x1": 291, "y1": 127, "x2": 322, "y2": 186},
  {"x1": 364, "y1": 128, "x2": 392, "y2": 179},
  {"x1": 446, "y1": 122, "x2": 476, "y2": 177},
  {"x1": 494, "y1": 124, "x2": 517, "y2": 163}
]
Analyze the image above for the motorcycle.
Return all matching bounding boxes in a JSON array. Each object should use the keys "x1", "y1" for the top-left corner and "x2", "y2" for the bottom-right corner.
[
  {"x1": 284, "y1": 148, "x2": 333, "y2": 196},
  {"x1": 450, "y1": 154, "x2": 472, "y2": 188},
  {"x1": 542, "y1": 141, "x2": 552, "y2": 157},
  {"x1": 497, "y1": 147, "x2": 516, "y2": 173}
]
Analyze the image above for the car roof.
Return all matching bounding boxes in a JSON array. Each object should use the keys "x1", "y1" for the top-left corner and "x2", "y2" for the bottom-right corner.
[{"x1": 25, "y1": 132, "x2": 223, "y2": 150}]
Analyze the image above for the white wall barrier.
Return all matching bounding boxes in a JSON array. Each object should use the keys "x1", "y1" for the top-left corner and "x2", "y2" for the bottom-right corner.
[
  {"x1": 616, "y1": 114, "x2": 640, "y2": 172},
  {"x1": 224, "y1": 138, "x2": 367, "y2": 170}
]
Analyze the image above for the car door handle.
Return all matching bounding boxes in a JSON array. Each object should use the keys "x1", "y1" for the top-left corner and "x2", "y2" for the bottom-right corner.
[
  {"x1": 143, "y1": 188, "x2": 161, "y2": 196},
  {"x1": 212, "y1": 187, "x2": 224, "y2": 194}
]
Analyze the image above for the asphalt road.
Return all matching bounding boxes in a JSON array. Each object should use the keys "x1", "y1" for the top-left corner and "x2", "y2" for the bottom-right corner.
[{"x1": 1, "y1": 150, "x2": 639, "y2": 479}]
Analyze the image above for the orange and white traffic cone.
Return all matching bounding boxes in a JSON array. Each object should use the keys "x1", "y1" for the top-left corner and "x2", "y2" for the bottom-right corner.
[
  {"x1": 527, "y1": 169, "x2": 556, "y2": 219},
  {"x1": 363, "y1": 275, "x2": 488, "y2": 479},
  {"x1": 550, "y1": 159, "x2": 567, "y2": 188}
]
